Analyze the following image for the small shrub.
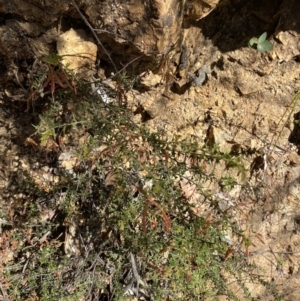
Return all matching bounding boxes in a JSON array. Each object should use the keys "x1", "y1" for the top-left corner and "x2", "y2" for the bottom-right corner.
[{"x1": 1, "y1": 58, "x2": 283, "y2": 301}]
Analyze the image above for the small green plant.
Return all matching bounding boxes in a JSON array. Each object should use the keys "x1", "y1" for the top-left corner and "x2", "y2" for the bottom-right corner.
[{"x1": 249, "y1": 32, "x2": 273, "y2": 53}]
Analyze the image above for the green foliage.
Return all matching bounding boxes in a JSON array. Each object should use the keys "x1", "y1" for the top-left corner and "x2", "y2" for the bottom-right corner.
[
  {"x1": 42, "y1": 52, "x2": 63, "y2": 66},
  {"x1": 249, "y1": 32, "x2": 273, "y2": 53},
  {"x1": 1, "y1": 65, "x2": 284, "y2": 301}
]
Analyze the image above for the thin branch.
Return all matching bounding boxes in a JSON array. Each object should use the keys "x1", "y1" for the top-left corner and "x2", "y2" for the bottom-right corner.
[
  {"x1": 108, "y1": 55, "x2": 144, "y2": 80},
  {"x1": 70, "y1": 0, "x2": 117, "y2": 72},
  {"x1": 0, "y1": 281, "x2": 11, "y2": 301}
]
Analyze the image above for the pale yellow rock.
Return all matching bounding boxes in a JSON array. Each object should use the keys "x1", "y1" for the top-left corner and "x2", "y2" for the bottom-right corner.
[
  {"x1": 185, "y1": 0, "x2": 220, "y2": 20},
  {"x1": 57, "y1": 28, "x2": 97, "y2": 78},
  {"x1": 140, "y1": 71, "x2": 162, "y2": 88},
  {"x1": 288, "y1": 151, "x2": 300, "y2": 165}
]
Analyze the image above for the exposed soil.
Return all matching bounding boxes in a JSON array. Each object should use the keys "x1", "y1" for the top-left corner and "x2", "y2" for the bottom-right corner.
[{"x1": 1, "y1": 0, "x2": 300, "y2": 300}]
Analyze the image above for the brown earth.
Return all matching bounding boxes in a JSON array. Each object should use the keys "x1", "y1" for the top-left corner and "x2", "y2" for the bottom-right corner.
[{"x1": 1, "y1": 0, "x2": 300, "y2": 300}]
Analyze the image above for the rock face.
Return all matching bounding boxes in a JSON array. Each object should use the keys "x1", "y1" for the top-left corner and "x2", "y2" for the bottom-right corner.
[{"x1": 0, "y1": 0, "x2": 220, "y2": 66}]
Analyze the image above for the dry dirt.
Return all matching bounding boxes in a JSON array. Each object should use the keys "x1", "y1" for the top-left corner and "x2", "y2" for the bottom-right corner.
[{"x1": 1, "y1": 0, "x2": 300, "y2": 300}]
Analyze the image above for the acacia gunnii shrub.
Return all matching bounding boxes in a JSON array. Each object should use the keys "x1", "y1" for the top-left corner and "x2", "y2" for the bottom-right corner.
[{"x1": 0, "y1": 56, "x2": 284, "y2": 301}]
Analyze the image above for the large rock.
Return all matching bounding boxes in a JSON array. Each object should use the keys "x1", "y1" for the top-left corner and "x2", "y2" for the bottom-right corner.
[
  {"x1": 57, "y1": 28, "x2": 98, "y2": 78},
  {"x1": 0, "y1": 0, "x2": 221, "y2": 64}
]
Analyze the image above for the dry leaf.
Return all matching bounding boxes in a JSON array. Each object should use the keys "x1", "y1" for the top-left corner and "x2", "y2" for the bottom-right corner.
[
  {"x1": 105, "y1": 170, "x2": 117, "y2": 186},
  {"x1": 24, "y1": 137, "x2": 39, "y2": 150}
]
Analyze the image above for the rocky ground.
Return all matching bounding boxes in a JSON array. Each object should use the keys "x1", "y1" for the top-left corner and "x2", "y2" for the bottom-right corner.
[{"x1": 1, "y1": 0, "x2": 300, "y2": 300}]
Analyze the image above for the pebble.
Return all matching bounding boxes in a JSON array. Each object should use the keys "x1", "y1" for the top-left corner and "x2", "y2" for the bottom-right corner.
[
  {"x1": 17, "y1": 193, "x2": 24, "y2": 199},
  {"x1": 42, "y1": 173, "x2": 52, "y2": 181},
  {"x1": 33, "y1": 162, "x2": 40, "y2": 168},
  {"x1": 20, "y1": 159, "x2": 29, "y2": 169},
  {"x1": 42, "y1": 166, "x2": 49, "y2": 172}
]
